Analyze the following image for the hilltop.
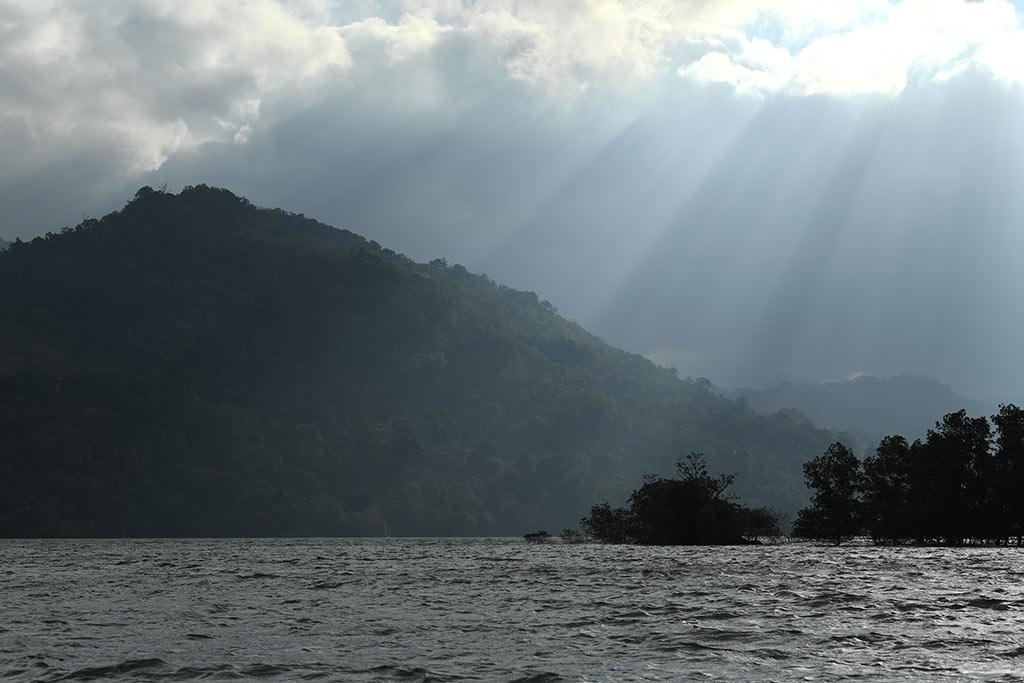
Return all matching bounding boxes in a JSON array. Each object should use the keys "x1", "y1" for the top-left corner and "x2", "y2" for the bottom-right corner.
[{"x1": 0, "y1": 186, "x2": 842, "y2": 536}]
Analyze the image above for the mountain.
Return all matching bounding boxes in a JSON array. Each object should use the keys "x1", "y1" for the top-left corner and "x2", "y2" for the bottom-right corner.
[
  {"x1": 735, "y1": 374, "x2": 999, "y2": 446},
  {"x1": 0, "y1": 186, "x2": 844, "y2": 537},
  {"x1": 0, "y1": 237, "x2": 8, "y2": 251}
]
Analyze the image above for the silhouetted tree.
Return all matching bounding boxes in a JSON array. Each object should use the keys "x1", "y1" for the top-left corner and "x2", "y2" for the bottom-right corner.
[
  {"x1": 742, "y1": 507, "x2": 783, "y2": 542},
  {"x1": 559, "y1": 528, "x2": 586, "y2": 543},
  {"x1": 793, "y1": 442, "x2": 862, "y2": 544},
  {"x1": 580, "y1": 503, "x2": 635, "y2": 544},
  {"x1": 580, "y1": 453, "x2": 764, "y2": 545},
  {"x1": 524, "y1": 530, "x2": 550, "y2": 543},
  {"x1": 862, "y1": 435, "x2": 913, "y2": 544},
  {"x1": 675, "y1": 452, "x2": 736, "y2": 500},
  {"x1": 795, "y1": 409, "x2": 1024, "y2": 547},
  {"x1": 993, "y1": 404, "x2": 1024, "y2": 545},
  {"x1": 630, "y1": 453, "x2": 747, "y2": 544},
  {"x1": 914, "y1": 410, "x2": 992, "y2": 545}
]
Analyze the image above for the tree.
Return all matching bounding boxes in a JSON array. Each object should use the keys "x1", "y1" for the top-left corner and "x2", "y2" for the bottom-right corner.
[
  {"x1": 742, "y1": 507, "x2": 783, "y2": 542},
  {"x1": 795, "y1": 409, "x2": 1024, "y2": 547},
  {"x1": 675, "y1": 452, "x2": 736, "y2": 501},
  {"x1": 579, "y1": 503, "x2": 635, "y2": 544},
  {"x1": 579, "y1": 453, "x2": 757, "y2": 545},
  {"x1": 993, "y1": 404, "x2": 1024, "y2": 545},
  {"x1": 861, "y1": 436, "x2": 913, "y2": 544},
  {"x1": 914, "y1": 410, "x2": 992, "y2": 545},
  {"x1": 793, "y1": 442, "x2": 862, "y2": 544},
  {"x1": 627, "y1": 453, "x2": 743, "y2": 545}
]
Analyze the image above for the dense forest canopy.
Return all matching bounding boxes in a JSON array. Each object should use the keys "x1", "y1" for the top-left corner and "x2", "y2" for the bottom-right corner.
[
  {"x1": 736, "y1": 374, "x2": 997, "y2": 446},
  {"x1": 0, "y1": 186, "x2": 845, "y2": 537}
]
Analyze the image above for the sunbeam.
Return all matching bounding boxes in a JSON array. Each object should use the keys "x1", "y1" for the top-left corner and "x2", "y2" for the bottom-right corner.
[{"x1": 6, "y1": 4, "x2": 1024, "y2": 677}]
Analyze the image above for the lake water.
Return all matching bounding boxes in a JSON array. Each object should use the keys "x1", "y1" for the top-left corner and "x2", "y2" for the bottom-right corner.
[{"x1": 3, "y1": 538, "x2": 1024, "y2": 681}]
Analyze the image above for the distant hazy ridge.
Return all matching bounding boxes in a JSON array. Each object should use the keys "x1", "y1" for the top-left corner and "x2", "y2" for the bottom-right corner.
[{"x1": 735, "y1": 374, "x2": 999, "y2": 446}]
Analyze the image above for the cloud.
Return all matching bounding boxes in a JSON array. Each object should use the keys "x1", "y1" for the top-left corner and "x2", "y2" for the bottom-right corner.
[
  {"x1": 0, "y1": 0, "x2": 350, "y2": 183},
  {"x1": 677, "y1": 0, "x2": 1024, "y2": 96},
  {"x1": 678, "y1": 38, "x2": 794, "y2": 95},
  {"x1": 2, "y1": 0, "x2": 1023, "y2": 191}
]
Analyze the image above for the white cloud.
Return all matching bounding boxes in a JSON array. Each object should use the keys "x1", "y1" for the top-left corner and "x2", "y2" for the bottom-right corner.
[
  {"x1": 678, "y1": 37, "x2": 794, "y2": 95},
  {"x1": 677, "y1": 0, "x2": 1024, "y2": 96},
  {"x1": 1, "y1": 0, "x2": 1023, "y2": 191},
  {"x1": 341, "y1": 11, "x2": 450, "y2": 64},
  {"x1": 0, "y1": 0, "x2": 351, "y2": 180}
]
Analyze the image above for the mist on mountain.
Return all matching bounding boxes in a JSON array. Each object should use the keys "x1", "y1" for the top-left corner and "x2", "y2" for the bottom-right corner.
[{"x1": 735, "y1": 374, "x2": 1002, "y2": 446}]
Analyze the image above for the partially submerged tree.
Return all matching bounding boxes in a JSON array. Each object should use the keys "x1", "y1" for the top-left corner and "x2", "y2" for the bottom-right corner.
[
  {"x1": 742, "y1": 507, "x2": 783, "y2": 542},
  {"x1": 580, "y1": 453, "x2": 773, "y2": 545},
  {"x1": 861, "y1": 436, "x2": 913, "y2": 544},
  {"x1": 993, "y1": 405, "x2": 1024, "y2": 545},
  {"x1": 559, "y1": 528, "x2": 587, "y2": 544},
  {"x1": 579, "y1": 502, "x2": 635, "y2": 544},
  {"x1": 916, "y1": 410, "x2": 992, "y2": 544},
  {"x1": 793, "y1": 442, "x2": 862, "y2": 545}
]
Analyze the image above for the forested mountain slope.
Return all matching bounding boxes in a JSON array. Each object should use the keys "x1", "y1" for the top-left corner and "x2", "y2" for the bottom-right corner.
[{"x1": 0, "y1": 186, "x2": 842, "y2": 536}]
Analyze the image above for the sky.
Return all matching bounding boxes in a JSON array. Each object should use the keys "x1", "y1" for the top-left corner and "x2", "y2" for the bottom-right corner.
[{"x1": 2, "y1": 0, "x2": 1023, "y2": 398}]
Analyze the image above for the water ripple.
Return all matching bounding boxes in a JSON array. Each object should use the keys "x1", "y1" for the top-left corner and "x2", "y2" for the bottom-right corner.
[{"x1": 4, "y1": 539, "x2": 1024, "y2": 680}]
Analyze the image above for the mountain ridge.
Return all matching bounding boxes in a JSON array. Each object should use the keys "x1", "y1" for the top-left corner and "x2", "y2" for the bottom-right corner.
[{"x1": 0, "y1": 185, "x2": 844, "y2": 536}]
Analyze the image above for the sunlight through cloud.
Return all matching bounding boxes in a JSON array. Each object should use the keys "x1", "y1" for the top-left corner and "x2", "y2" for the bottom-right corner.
[{"x1": 678, "y1": 0, "x2": 1024, "y2": 96}]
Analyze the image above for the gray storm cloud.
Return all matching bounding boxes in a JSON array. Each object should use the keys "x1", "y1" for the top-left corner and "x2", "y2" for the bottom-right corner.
[{"x1": 2, "y1": 0, "x2": 1023, "y2": 398}]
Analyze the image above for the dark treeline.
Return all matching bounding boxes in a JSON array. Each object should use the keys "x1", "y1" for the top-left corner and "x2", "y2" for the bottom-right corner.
[
  {"x1": 579, "y1": 454, "x2": 782, "y2": 545},
  {"x1": 795, "y1": 406, "x2": 1024, "y2": 546}
]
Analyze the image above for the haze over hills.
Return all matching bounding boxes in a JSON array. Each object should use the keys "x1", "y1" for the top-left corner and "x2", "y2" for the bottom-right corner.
[
  {"x1": 735, "y1": 374, "x2": 1001, "y2": 447},
  {"x1": 0, "y1": 186, "x2": 846, "y2": 537}
]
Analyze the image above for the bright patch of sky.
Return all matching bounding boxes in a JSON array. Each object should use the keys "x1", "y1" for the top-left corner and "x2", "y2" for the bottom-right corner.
[{"x1": 678, "y1": 0, "x2": 1024, "y2": 96}]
